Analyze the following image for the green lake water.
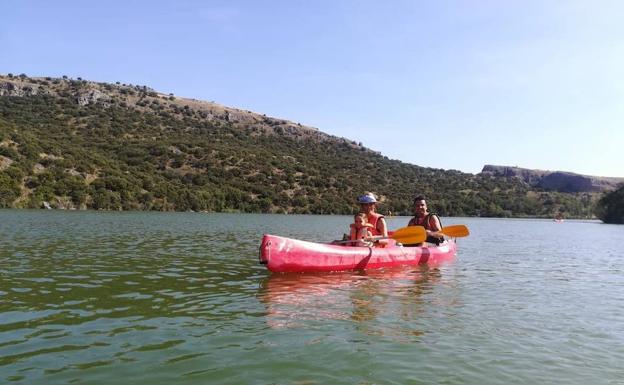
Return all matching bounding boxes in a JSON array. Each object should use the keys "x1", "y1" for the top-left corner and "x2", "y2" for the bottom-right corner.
[{"x1": 1, "y1": 210, "x2": 623, "y2": 384}]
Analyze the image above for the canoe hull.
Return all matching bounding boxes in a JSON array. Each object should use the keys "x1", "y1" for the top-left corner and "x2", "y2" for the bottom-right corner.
[{"x1": 259, "y1": 234, "x2": 457, "y2": 273}]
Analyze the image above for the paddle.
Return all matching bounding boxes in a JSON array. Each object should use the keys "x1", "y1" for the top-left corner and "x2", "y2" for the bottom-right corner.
[
  {"x1": 334, "y1": 225, "x2": 427, "y2": 245},
  {"x1": 439, "y1": 224, "x2": 470, "y2": 238},
  {"x1": 390, "y1": 225, "x2": 427, "y2": 244},
  {"x1": 334, "y1": 225, "x2": 469, "y2": 245},
  {"x1": 393, "y1": 224, "x2": 469, "y2": 242},
  {"x1": 393, "y1": 224, "x2": 469, "y2": 246}
]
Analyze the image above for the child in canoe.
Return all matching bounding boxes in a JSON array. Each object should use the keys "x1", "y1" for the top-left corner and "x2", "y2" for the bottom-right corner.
[{"x1": 349, "y1": 212, "x2": 374, "y2": 246}]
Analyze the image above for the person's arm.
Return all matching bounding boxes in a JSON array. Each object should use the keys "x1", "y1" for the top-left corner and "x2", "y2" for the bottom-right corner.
[
  {"x1": 427, "y1": 215, "x2": 443, "y2": 239},
  {"x1": 377, "y1": 217, "x2": 388, "y2": 237},
  {"x1": 376, "y1": 217, "x2": 389, "y2": 245}
]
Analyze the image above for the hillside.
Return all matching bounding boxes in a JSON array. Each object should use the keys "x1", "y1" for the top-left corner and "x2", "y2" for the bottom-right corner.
[{"x1": 0, "y1": 73, "x2": 613, "y2": 218}]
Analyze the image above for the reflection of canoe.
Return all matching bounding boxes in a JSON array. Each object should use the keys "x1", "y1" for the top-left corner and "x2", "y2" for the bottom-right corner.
[
  {"x1": 259, "y1": 234, "x2": 457, "y2": 273},
  {"x1": 258, "y1": 267, "x2": 443, "y2": 328}
]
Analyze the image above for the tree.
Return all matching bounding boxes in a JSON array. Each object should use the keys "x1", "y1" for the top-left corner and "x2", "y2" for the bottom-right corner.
[
  {"x1": 0, "y1": 173, "x2": 20, "y2": 207},
  {"x1": 595, "y1": 185, "x2": 624, "y2": 224}
]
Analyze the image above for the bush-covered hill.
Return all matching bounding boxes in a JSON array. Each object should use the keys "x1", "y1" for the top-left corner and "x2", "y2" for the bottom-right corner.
[
  {"x1": 0, "y1": 74, "x2": 604, "y2": 218},
  {"x1": 594, "y1": 185, "x2": 624, "y2": 224}
]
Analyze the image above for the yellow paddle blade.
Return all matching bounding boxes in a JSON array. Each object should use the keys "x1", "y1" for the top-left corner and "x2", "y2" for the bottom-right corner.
[
  {"x1": 390, "y1": 226, "x2": 426, "y2": 244},
  {"x1": 440, "y1": 225, "x2": 470, "y2": 238}
]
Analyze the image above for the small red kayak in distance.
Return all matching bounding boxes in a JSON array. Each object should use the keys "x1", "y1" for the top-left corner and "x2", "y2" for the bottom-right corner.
[{"x1": 259, "y1": 234, "x2": 458, "y2": 273}]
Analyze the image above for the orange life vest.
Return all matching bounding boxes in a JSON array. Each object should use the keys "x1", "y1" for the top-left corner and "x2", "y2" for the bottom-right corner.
[
  {"x1": 408, "y1": 213, "x2": 443, "y2": 245},
  {"x1": 408, "y1": 213, "x2": 441, "y2": 230},
  {"x1": 349, "y1": 223, "x2": 373, "y2": 240},
  {"x1": 348, "y1": 222, "x2": 373, "y2": 247},
  {"x1": 366, "y1": 212, "x2": 385, "y2": 236}
]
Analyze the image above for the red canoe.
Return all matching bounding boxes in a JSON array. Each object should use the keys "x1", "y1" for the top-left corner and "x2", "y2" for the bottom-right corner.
[{"x1": 259, "y1": 234, "x2": 457, "y2": 273}]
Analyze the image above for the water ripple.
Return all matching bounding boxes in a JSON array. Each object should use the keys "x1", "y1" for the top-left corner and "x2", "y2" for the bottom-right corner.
[{"x1": 1, "y1": 212, "x2": 624, "y2": 384}]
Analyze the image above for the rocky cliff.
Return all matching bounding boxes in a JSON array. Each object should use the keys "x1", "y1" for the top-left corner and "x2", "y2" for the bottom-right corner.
[{"x1": 481, "y1": 165, "x2": 624, "y2": 193}]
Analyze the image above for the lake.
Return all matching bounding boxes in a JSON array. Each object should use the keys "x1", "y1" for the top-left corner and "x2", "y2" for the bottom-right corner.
[{"x1": 1, "y1": 211, "x2": 623, "y2": 384}]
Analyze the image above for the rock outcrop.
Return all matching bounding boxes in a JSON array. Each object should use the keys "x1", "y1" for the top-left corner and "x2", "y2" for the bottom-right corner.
[
  {"x1": 0, "y1": 80, "x2": 50, "y2": 97},
  {"x1": 76, "y1": 88, "x2": 111, "y2": 107},
  {"x1": 481, "y1": 165, "x2": 624, "y2": 193}
]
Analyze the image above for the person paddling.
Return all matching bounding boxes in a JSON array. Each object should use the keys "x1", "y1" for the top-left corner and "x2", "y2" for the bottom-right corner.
[
  {"x1": 357, "y1": 193, "x2": 388, "y2": 244},
  {"x1": 407, "y1": 195, "x2": 444, "y2": 246}
]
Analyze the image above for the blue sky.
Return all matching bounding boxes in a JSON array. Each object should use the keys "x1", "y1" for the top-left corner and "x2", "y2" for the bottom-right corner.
[{"x1": 2, "y1": 0, "x2": 623, "y2": 177}]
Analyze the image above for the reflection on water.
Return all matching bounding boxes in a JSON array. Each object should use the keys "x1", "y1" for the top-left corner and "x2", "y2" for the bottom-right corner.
[{"x1": 258, "y1": 266, "x2": 446, "y2": 339}]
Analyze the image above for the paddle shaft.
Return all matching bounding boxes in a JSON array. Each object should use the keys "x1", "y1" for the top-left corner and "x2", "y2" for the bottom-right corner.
[
  {"x1": 333, "y1": 224, "x2": 469, "y2": 245},
  {"x1": 334, "y1": 225, "x2": 426, "y2": 245}
]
